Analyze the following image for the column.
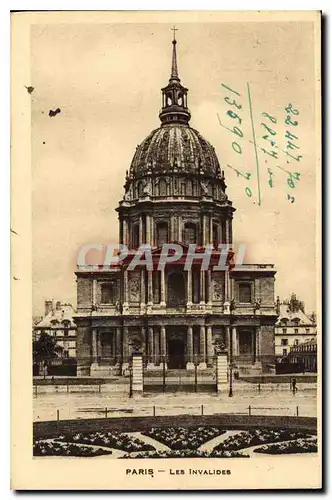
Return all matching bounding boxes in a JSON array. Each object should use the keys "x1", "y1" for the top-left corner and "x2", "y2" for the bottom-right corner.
[
  {"x1": 160, "y1": 269, "x2": 166, "y2": 306},
  {"x1": 112, "y1": 331, "x2": 116, "y2": 364},
  {"x1": 97, "y1": 331, "x2": 102, "y2": 362},
  {"x1": 206, "y1": 269, "x2": 212, "y2": 306},
  {"x1": 146, "y1": 214, "x2": 150, "y2": 245},
  {"x1": 186, "y1": 326, "x2": 194, "y2": 369},
  {"x1": 186, "y1": 269, "x2": 192, "y2": 306},
  {"x1": 91, "y1": 328, "x2": 98, "y2": 364},
  {"x1": 147, "y1": 270, "x2": 153, "y2": 310},
  {"x1": 199, "y1": 325, "x2": 207, "y2": 368},
  {"x1": 224, "y1": 268, "x2": 230, "y2": 313},
  {"x1": 209, "y1": 217, "x2": 213, "y2": 245},
  {"x1": 154, "y1": 329, "x2": 160, "y2": 365},
  {"x1": 150, "y1": 217, "x2": 154, "y2": 247},
  {"x1": 206, "y1": 325, "x2": 214, "y2": 367},
  {"x1": 140, "y1": 269, "x2": 146, "y2": 312},
  {"x1": 251, "y1": 329, "x2": 256, "y2": 364},
  {"x1": 232, "y1": 326, "x2": 237, "y2": 357},
  {"x1": 225, "y1": 326, "x2": 231, "y2": 360},
  {"x1": 148, "y1": 326, "x2": 154, "y2": 366},
  {"x1": 92, "y1": 279, "x2": 97, "y2": 307},
  {"x1": 116, "y1": 326, "x2": 122, "y2": 365},
  {"x1": 160, "y1": 326, "x2": 166, "y2": 358},
  {"x1": 225, "y1": 218, "x2": 230, "y2": 244},
  {"x1": 139, "y1": 215, "x2": 143, "y2": 245},
  {"x1": 200, "y1": 270, "x2": 205, "y2": 304},
  {"x1": 229, "y1": 218, "x2": 233, "y2": 245},
  {"x1": 202, "y1": 215, "x2": 206, "y2": 246},
  {"x1": 123, "y1": 269, "x2": 129, "y2": 311},
  {"x1": 122, "y1": 327, "x2": 129, "y2": 368},
  {"x1": 123, "y1": 219, "x2": 128, "y2": 246},
  {"x1": 177, "y1": 216, "x2": 182, "y2": 242}
]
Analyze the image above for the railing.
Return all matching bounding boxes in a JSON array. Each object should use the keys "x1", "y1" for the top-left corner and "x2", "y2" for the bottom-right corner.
[{"x1": 33, "y1": 402, "x2": 312, "y2": 423}]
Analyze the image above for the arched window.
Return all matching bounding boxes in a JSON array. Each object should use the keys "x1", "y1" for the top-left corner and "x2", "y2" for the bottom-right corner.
[
  {"x1": 183, "y1": 222, "x2": 197, "y2": 245},
  {"x1": 132, "y1": 224, "x2": 139, "y2": 248},
  {"x1": 167, "y1": 272, "x2": 186, "y2": 306},
  {"x1": 186, "y1": 180, "x2": 193, "y2": 197},
  {"x1": 156, "y1": 222, "x2": 169, "y2": 247},
  {"x1": 158, "y1": 178, "x2": 167, "y2": 196},
  {"x1": 136, "y1": 182, "x2": 144, "y2": 198},
  {"x1": 213, "y1": 223, "x2": 219, "y2": 248}
]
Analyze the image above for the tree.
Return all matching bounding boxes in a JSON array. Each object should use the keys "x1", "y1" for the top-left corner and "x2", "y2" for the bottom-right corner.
[{"x1": 33, "y1": 333, "x2": 63, "y2": 376}]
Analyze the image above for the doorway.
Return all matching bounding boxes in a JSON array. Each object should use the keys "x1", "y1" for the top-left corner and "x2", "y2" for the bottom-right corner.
[{"x1": 167, "y1": 338, "x2": 186, "y2": 369}]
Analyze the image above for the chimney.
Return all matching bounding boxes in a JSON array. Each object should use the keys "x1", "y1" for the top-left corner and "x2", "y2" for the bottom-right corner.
[{"x1": 45, "y1": 300, "x2": 52, "y2": 316}]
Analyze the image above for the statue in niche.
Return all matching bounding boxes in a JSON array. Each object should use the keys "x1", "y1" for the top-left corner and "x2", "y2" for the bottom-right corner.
[
  {"x1": 254, "y1": 298, "x2": 261, "y2": 312},
  {"x1": 143, "y1": 177, "x2": 152, "y2": 196},
  {"x1": 200, "y1": 179, "x2": 209, "y2": 196}
]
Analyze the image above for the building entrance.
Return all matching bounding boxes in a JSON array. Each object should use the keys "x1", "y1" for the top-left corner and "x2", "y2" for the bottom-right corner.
[{"x1": 167, "y1": 338, "x2": 186, "y2": 369}]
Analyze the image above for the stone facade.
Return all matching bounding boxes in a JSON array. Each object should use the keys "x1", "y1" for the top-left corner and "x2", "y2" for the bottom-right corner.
[{"x1": 75, "y1": 36, "x2": 278, "y2": 377}]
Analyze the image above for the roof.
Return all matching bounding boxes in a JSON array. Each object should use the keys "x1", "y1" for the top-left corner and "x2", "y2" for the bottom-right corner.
[
  {"x1": 129, "y1": 125, "x2": 222, "y2": 179},
  {"x1": 276, "y1": 303, "x2": 315, "y2": 326},
  {"x1": 34, "y1": 303, "x2": 76, "y2": 329}
]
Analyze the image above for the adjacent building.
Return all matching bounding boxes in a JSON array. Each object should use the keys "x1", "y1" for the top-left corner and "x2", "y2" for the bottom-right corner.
[
  {"x1": 33, "y1": 300, "x2": 77, "y2": 358},
  {"x1": 75, "y1": 35, "x2": 278, "y2": 377},
  {"x1": 289, "y1": 337, "x2": 317, "y2": 372},
  {"x1": 274, "y1": 294, "x2": 317, "y2": 358}
]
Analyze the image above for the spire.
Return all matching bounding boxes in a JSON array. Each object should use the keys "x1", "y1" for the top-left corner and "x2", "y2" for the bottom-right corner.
[
  {"x1": 170, "y1": 26, "x2": 179, "y2": 81},
  {"x1": 159, "y1": 28, "x2": 191, "y2": 126}
]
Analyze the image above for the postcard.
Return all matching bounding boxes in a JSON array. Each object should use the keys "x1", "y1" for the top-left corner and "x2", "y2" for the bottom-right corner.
[{"x1": 11, "y1": 10, "x2": 321, "y2": 490}]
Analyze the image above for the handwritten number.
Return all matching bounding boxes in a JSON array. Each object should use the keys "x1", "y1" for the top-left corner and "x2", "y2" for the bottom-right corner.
[
  {"x1": 261, "y1": 123, "x2": 277, "y2": 136},
  {"x1": 221, "y1": 83, "x2": 241, "y2": 97},
  {"x1": 227, "y1": 110, "x2": 242, "y2": 125},
  {"x1": 285, "y1": 103, "x2": 299, "y2": 116},
  {"x1": 245, "y1": 187, "x2": 252, "y2": 197},
  {"x1": 262, "y1": 112, "x2": 277, "y2": 124},
  {"x1": 285, "y1": 115, "x2": 298, "y2": 126},
  {"x1": 224, "y1": 96, "x2": 242, "y2": 110},
  {"x1": 232, "y1": 142, "x2": 242, "y2": 154}
]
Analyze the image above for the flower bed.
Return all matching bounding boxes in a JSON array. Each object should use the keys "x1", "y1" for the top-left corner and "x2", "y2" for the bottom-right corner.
[
  {"x1": 120, "y1": 449, "x2": 248, "y2": 459},
  {"x1": 55, "y1": 431, "x2": 154, "y2": 452},
  {"x1": 143, "y1": 426, "x2": 226, "y2": 450},
  {"x1": 34, "y1": 440, "x2": 112, "y2": 457},
  {"x1": 254, "y1": 437, "x2": 317, "y2": 455},
  {"x1": 213, "y1": 429, "x2": 312, "y2": 452}
]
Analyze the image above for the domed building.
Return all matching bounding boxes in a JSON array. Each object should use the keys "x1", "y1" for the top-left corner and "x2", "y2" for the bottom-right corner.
[{"x1": 75, "y1": 35, "x2": 278, "y2": 378}]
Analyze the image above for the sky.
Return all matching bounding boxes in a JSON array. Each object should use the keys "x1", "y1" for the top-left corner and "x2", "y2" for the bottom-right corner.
[{"x1": 31, "y1": 16, "x2": 318, "y2": 316}]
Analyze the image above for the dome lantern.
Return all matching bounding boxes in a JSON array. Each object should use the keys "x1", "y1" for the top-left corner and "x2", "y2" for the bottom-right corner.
[{"x1": 159, "y1": 28, "x2": 191, "y2": 126}]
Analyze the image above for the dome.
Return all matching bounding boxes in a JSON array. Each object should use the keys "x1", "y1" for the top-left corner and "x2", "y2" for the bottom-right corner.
[{"x1": 130, "y1": 124, "x2": 222, "y2": 179}]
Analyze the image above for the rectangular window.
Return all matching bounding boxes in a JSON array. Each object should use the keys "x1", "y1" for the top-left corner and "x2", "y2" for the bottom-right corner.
[
  {"x1": 294, "y1": 328, "x2": 299, "y2": 334},
  {"x1": 306, "y1": 328, "x2": 310, "y2": 334},
  {"x1": 101, "y1": 283, "x2": 115, "y2": 304},
  {"x1": 281, "y1": 338, "x2": 288, "y2": 346},
  {"x1": 282, "y1": 348, "x2": 288, "y2": 357},
  {"x1": 238, "y1": 283, "x2": 252, "y2": 303},
  {"x1": 282, "y1": 328, "x2": 287, "y2": 334},
  {"x1": 294, "y1": 339, "x2": 299, "y2": 346}
]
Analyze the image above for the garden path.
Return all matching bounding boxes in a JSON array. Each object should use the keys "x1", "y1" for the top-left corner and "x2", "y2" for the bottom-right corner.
[
  {"x1": 198, "y1": 430, "x2": 241, "y2": 452},
  {"x1": 129, "y1": 432, "x2": 171, "y2": 451}
]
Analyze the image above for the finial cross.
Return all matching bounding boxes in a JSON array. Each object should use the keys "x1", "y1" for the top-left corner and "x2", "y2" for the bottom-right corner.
[{"x1": 171, "y1": 25, "x2": 178, "y2": 41}]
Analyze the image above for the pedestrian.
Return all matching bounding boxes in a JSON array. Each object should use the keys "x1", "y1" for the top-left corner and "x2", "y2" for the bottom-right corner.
[{"x1": 292, "y1": 377, "x2": 298, "y2": 393}]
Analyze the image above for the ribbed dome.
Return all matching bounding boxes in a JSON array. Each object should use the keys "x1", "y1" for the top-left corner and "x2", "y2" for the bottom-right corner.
[{"x1": 130, "y1": 124, "x2": 222, "y2": 179}]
